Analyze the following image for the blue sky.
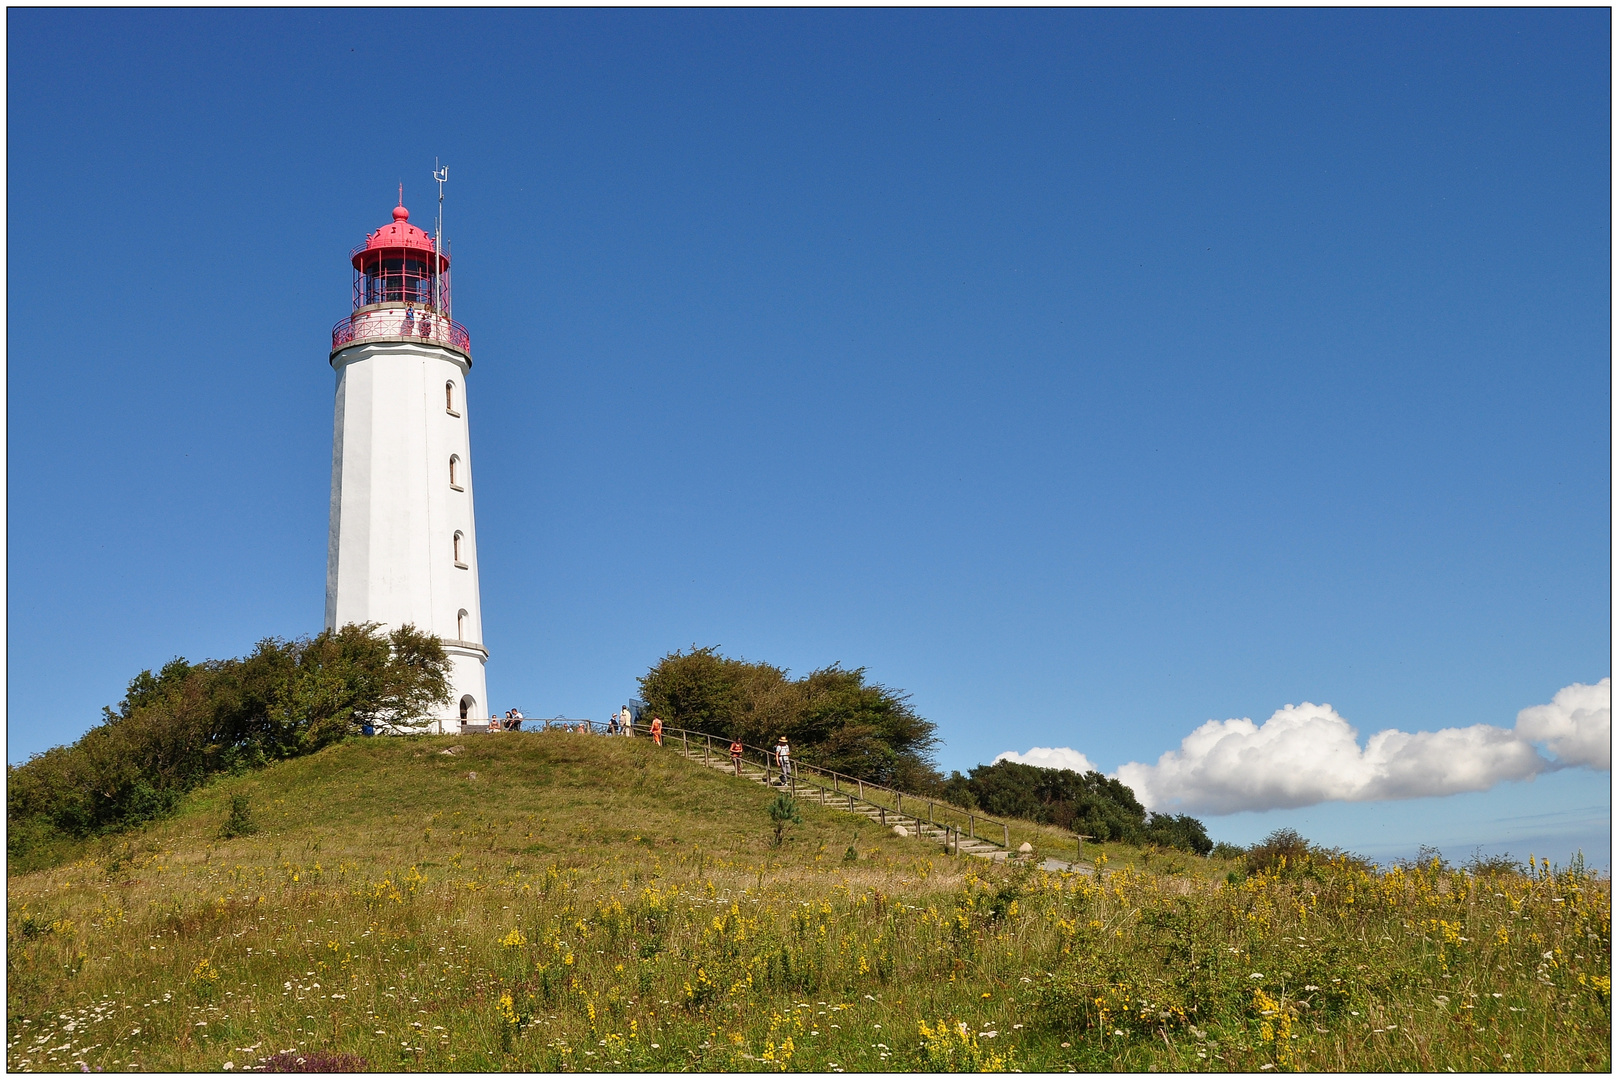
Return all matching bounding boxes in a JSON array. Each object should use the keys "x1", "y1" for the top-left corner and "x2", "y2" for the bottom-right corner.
[{"x1": 8, "y1": 9, "x2": 1610, "y2": 865}]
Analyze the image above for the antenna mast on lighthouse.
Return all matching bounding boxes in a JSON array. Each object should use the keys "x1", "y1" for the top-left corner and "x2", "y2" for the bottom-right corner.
[{"x1": 433, "y1": 160, "x2": 450, "y2": 321}]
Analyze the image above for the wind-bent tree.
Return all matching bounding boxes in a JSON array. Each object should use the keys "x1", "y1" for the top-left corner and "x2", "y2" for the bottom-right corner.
[{"x1": 638, "y1": 646, "x2": 940, "y2": 788}]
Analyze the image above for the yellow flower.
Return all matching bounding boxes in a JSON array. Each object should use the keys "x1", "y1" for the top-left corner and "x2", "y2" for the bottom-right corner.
[{"x1": 496, "y1": 990, "x2": 519, "y2": 1026}]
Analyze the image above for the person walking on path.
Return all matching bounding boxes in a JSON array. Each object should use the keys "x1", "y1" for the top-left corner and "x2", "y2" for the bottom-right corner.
[
  {"x1": 730, "y1": 738, "x2": 744, "y2": 775},
  {"x1": 650, "y1": 716, "x2": 664, "y2": 746},
  {"x1": 774, "y1": 737, "x2": 792, "y2": 786},
  {"x1": 621, "y1": 706, "x2": 634, "y2": 737},
  {"x1": 607, "y1": 713, "x2": 619, "y2": 736}
]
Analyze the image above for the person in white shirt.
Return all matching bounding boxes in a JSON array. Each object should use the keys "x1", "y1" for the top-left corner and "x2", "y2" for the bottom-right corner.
[{"x1": 775, "y1": 737, "x2": 792, "y2": 784}]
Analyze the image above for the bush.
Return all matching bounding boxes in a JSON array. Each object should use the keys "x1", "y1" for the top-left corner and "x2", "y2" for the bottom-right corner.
[
  {"x1": 767, "y1": 793, "x2": 802, "y2": 847},
  {"x1": 1245, "y1": 828, "x2": 1314, "y2": 875},
  {"x1": 638, "y1": 647, "x2": 940, "y2": 787},
  {"x1": 1465, "y1": 849, "x2": 1522, "y2": 876},
  {"x1": 1392, "y1": 844, "x2": 1451, "y2": 872},
  {"x1": 219, "y1": 793, "x2": 258, "y2": 839},
  {"x1": 1033, "y1": 963, "x2": 1192, "y2": 1038},
  {"x1": 942, "y1": 759, "x2": 1214, "y2": 854},
  {"x1": 1142, "y1": 812, "x2": 1214, "y2": 856},
  {"x1": 8, "y1": 623, "x2": 449, "y2": 862}
]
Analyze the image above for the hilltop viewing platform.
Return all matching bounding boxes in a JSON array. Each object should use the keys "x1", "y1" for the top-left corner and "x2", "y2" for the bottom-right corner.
[{"x1": 331, "y1": 305, "x2": 470, "y2": 357}]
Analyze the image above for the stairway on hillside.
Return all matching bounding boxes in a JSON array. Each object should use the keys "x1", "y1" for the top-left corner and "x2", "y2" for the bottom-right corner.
[{"x1": 664, "y1": 740, "x2": 1016, "y2": 864}]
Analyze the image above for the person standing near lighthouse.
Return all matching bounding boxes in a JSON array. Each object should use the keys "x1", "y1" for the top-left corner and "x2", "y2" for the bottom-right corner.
[{"x1": 324, "y1": 174, "x2": 489, "y2": 732}]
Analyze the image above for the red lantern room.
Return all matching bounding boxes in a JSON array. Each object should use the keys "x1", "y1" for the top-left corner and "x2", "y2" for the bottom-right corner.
[{"x1": 331, "y1": 200, "x2": 470, "y2": 359}]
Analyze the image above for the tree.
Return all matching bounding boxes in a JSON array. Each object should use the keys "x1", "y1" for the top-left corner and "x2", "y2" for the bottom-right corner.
[
  {"x1": 8, "y1": 623, "x2": 451, "y2": 860},
  {"x1": 219, "y1": 793, "x2": 258, "y2": 839},
  {"x1": 637, "y1": 647, "x2": 941, "y2": 786},
  {"x1": 949, "y1": 759, "x2": 1214, "y2": 854},
  {"x1": 767, "y1": 792, "x2": 802, "y2": 847},
  {"x1": 1142, "y1": 812, "x2": 1213, "y2": 856}
]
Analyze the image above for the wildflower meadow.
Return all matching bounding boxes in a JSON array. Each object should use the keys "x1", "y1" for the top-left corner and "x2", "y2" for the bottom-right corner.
[{"x1": 7, "y1": 734, "x2": 1609, "y2": 1071}]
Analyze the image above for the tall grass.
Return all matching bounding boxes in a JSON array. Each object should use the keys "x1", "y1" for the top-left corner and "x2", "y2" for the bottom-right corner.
[{"x1": 7, "y1": 734, "x2": 1609, "y2": 1072}]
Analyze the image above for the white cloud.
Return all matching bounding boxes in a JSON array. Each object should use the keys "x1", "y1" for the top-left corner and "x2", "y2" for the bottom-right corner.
[
  {"x1": 993, "y1": 746, "x2": 1099, "y2": 775},
  {"x1": 1110, "y1": 681, "x2": 1608, "y2": 816},
  {"x1": 1514, "y1": 678, "x2": 1611, "y2": 770}
]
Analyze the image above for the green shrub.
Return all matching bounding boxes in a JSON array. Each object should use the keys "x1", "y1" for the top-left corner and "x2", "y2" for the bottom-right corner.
[
  {"x1": 7, "y1": 623, "x2": 449, "y2": 864},
  {"x1": 767, "y1": 792, "x2": 802, "y2": 847},
  {"x1": 1033, "y1": 963, "x2": 1192, "y2": 1038},
  {"x1": 219, "y1": 793, "x2": 258, "y2": 839},
  {"x1": 638, "y1": 647, "x2": 940, "y2": 787},
  {"x1": 1142, "y1": 812, "x2": 1213, "y2": 855},
  {"x1": 942, "y1": 759, "x2": 1214, "y2": 854}
]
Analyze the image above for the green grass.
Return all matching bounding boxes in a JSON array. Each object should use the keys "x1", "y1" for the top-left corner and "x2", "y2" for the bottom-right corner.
[{"x1": 7, "y1": 733, "x2": 1610, "y2": 1072}]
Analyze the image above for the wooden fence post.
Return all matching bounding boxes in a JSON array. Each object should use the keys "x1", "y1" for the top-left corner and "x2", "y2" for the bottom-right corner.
[
  {"x1": 970, "y1": 815, "x2": 975, "y2": 841},
  {"x1": 1003, "y1": 824, "x2": 1009, "y2": 849}
]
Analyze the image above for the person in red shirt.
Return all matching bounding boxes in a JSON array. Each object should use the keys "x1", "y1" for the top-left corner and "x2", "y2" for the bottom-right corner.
[
  {"x1": 650, "y1": 716, "x2": 664, "y2": 746},
  {"x1": 729, "y1": 739, "x2": 744, "y2": 774}
]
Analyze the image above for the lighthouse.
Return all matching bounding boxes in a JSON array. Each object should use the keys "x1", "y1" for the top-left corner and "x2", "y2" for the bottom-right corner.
[{"x1": 325, "y1": 191, "x2": 487, "y2": 731}]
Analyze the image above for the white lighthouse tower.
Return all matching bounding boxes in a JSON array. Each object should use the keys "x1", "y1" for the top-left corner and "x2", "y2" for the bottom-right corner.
[{"x1": 325, "y1": 188, "x2": 488, "y2": 731}]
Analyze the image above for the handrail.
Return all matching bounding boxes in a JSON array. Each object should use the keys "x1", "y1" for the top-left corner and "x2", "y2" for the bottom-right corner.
[
  {"x1": 649, "y1": 724, "x2": 1012, "y2": 851},
  {"x1": 332, "y1": 309, "x2": 470, "y2": 354},
  {"x1": 447, "y1": 717, "x2": 1014, "y2": 853}
]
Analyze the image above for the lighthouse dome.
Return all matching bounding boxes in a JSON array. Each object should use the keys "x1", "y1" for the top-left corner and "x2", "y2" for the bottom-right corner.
[{"x1": 356, "y1": 202, "x2": 438, "y2": 258}]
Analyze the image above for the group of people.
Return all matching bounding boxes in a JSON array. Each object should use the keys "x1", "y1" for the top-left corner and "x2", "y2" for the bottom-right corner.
[
  {"x1": 488, "y1": 708, "x2": 524, "y2": 732},
  {"x1": 606, "y1": 706, "x2": 635, "y2": 737},
  {"x1": 482, "y1": 706, "x2": 794, "y2": 784},
  {"x1": 723, "y1": 735, "x2": 793, "y2": 784},
  {"x1": 598, "y1": 709, "x2": 795, "y2": 784},
  {"x1": 602, "y1": 707, "x2": 664, "y2": 744}
]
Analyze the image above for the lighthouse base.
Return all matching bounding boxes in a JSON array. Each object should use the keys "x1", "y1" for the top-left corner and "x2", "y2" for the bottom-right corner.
[{"x1": 431, "y1": 643, "x2": 489, "y2": 733}]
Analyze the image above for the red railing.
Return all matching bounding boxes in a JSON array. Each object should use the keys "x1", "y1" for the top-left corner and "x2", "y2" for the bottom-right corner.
[{"x1": 332, "y1": 310, "x2": 470, "y2": 354}]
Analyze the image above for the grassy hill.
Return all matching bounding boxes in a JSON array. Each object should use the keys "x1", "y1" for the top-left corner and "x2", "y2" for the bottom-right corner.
[{"x1": 7, "y1": 733, "x2": 1610, "y2": 1072}]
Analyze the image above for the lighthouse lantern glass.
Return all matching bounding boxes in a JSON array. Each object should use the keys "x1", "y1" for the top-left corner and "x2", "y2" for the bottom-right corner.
[
  {"x1": 332, "y1": 203, "x2": 468, "y2": 355},
  {"x1": 359, "y1": 254, "x2": 437, "y2": 306}
]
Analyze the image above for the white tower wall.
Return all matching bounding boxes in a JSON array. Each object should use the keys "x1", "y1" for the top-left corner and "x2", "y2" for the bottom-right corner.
[{"x1": 326, "y1": 337, "x2": 487, "y2": 731}]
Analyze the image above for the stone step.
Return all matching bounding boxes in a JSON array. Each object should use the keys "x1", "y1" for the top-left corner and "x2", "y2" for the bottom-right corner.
[{"x1": 665, "y1": 744, "x2": 1015, "y2": 862}]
